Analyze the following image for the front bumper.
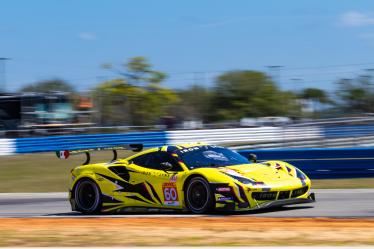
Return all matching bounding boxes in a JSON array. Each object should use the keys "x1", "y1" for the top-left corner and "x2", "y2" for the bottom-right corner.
[
  {"x1": 213, "y1": 180, "x2": 316, "y2": 211},
  {"x1": 215, "y1": 192, "x2": 315, "y2": 212},
  {"x1": 254, "y1": 192, "x2": 315, "y2": 209}
]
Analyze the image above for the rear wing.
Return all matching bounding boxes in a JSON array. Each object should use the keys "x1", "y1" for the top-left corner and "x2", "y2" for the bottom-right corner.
[{"x1": 56, "y1": 144, "x2": 143, "y2": 165}]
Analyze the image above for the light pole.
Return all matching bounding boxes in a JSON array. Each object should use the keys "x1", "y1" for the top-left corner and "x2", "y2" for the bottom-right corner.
[{"x1": 0, "y1": 57, "x2": 10, "y2": 92}]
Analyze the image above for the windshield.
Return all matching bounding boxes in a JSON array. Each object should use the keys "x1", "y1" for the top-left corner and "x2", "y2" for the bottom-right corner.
[{"x1": 177, "y1": 145, "x2": 249, "y2": 169}]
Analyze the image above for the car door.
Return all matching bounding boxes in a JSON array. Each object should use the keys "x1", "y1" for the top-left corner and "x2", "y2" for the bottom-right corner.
[{"x1": 124, "y1": 151, "x2": 185, "y2": 209}]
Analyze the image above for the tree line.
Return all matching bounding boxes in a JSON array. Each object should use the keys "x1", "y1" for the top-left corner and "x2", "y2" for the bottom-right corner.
[{"x1": 19, "y1": 56, "x2": 374, "y2": 126}]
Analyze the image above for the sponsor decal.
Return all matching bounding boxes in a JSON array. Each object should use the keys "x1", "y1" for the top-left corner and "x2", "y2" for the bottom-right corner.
[
  {"x1": 170, "y1": 175, "x2": 177, "y2": 182},
  {"x1": 202, "y1": 150, "x2": 228, "y2": 161},
  {"x1": 217, "y1": 196, "x2": 233, "y2": 201},
  {"x1": 162, "y1": 182, "x2": 179, "y2": 206},
  {"x1": 216, "y1": 187, "x2": 231, "y2": 192},
  {"x1": 179, "y1": 146, "x2": 200, "y2": 154}
]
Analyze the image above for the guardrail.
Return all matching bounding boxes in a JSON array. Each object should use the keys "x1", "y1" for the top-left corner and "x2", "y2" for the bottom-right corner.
[
  {"x1": 168, "y1": 126, "x2": 322, "y2": 145},
  {"x1": 0, "y1": 139, "x2": 15, "y2": 156},
  {"x1": 239, "y1": 148, "x2": 374, "y2": 179},
  {"x1": 1, "y1": 126, "x2": 325, "y2": 155},
  {"x1": 14, "y1": 131, "x2": 168, "y2": 154}
]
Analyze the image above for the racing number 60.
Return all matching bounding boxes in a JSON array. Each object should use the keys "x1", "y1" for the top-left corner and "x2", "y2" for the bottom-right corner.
[{"x1": 164, "y1": 187, "x2": 177, "y2": 201}]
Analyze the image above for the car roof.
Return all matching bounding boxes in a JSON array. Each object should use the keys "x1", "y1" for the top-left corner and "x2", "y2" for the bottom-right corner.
[
  {"x1": 159, "y1": 142, "x2": 210, "y2": 152},
  {"x1": 124, "y1": 142, "x2": 209, "y2": 161}
]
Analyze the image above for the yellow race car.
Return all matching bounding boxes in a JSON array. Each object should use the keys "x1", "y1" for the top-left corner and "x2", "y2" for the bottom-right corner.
[{"x1": 57, "y1": 143, "x2": 315, "y2": 214}]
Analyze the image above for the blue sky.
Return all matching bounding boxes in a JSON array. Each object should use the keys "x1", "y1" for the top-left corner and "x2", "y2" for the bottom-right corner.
[{"x1": 2, "y1": 0, "x2": 374, "y2": 92}]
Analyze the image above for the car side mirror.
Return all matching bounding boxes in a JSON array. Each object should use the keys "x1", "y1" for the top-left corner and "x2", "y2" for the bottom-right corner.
[
  {"x1": 160, "y1": 162, "x2": 173, "y2": 171},
  {"x1": 249, "y1": 153, "x2": 257, "y2": 163}
]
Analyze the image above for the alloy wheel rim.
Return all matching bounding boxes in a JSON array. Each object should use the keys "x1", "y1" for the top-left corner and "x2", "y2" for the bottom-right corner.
[
  {"x1": 188, "y1": 180, "x2": 208, "y2": 210},
  {"x1": 76, "y1": 181, "x2": 98, "y2": 211}
]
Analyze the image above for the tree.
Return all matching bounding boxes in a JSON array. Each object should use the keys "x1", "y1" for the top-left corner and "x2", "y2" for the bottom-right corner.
[
  {"x1": 96, "y1": 56, "x2": 178, "y2": 126},
  {"x1": 94, "y1": 80, "x2": 179, "y2": 126},
  {"x1": 102, "y1": 56, "x2": 167, "y2": 87},
  {"x1": 19, "y1": 79, "x2": 74, "y2": 93},
  {"x1": 299, "y1": 88, "x2": 332, "y2": 117},
  {"x1": 208, "y1": 70, "x2": 301, "y2": 121},
  {"x1": 175, "y1": 85, "x2": 212, "y2": 121},
  {"x1": 336, "y1": 76, "x2": 374, "y2": 114},
  {"x1": 300, "y1": 88, "x2": 330, "y2": 104}
]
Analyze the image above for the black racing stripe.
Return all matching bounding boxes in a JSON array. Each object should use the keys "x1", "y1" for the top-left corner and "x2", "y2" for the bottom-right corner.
[
  {"x1": 146, "y1": 181, "x2": 162, "y2": 204},
  {"x1": 96, "y1": 173, "x2": 155, "y2": 203},
  {"x1": 101, "y1": 204, "x2": 123, "y2": 212},
  {"x1": 101, "y1": 194, "x2": 123, "y2": 204},
  {"x1": 108, "y1": 166, "x2": 130, "y2": 182},
  {"x1": 126, "y1": 195, "x2": 152, "y2": 204},
  {"x1": 236, "y1": 183, "x2": 249, "y2": 203},
  {"x1": 230, "y1": 188, "x2": 241, "y2": 203}
]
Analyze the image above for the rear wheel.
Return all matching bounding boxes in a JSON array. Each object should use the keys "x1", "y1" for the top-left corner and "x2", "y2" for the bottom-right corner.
[
  {"x1": 185, "y1": 177, "x2": 214, "y2": 214},
  {"x1": 74, "y1": 179, "x2": 102, "y2": 214}
]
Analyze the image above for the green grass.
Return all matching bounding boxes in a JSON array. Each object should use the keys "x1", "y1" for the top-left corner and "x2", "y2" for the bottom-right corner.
[
  {"x1": 0, "y1": 152, "x2": 373, "y2": 192},
  {"x1": 312, "y1": 178, "x2": 374, "y2": 189},
  {"x1": 0, "y1": 151, "x2": 133, "y2": 192}
]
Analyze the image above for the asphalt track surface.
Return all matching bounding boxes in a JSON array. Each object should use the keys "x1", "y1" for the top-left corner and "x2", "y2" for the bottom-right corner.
[{"x1": 0, "y1": 189, "x2": 373, "y2": 218}]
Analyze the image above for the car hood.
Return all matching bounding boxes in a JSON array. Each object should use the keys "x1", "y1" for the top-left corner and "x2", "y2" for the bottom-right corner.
[{"x1": 218, "y1": 163, "x2": 302, "y2": 188}]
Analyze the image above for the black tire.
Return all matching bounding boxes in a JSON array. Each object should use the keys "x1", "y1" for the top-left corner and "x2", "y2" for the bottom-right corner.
[
  {"x1": 74, "y1": 179, "x2": 102, "y2": 214},
  {"x1": 185, "y1": 176, "x2": 214, "y2": 214}
]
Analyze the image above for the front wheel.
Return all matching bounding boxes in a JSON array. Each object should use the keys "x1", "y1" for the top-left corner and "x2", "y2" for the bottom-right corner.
[
  {"x1": 185, "y1": 176, "x2": 214, "y2": 214},
  {"x1": 74, "y1": 179, "x2": 102, "y2": 214}
]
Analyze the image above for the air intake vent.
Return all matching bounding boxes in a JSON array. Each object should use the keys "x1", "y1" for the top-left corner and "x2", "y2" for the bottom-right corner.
[
  {"x1": 291, "y1": 186, "x2": 308, "y2": 198},
  {"x1": 278, "y1": 191, "x2": 290, "y2": 199},
  {"x1": 252, "y1": 191, "x2": 277, "y2": 200}
]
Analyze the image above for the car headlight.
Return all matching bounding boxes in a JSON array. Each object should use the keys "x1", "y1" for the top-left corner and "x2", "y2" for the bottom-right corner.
[
  {"x1": 296, "y1": 168, "x2": 307, "y2": 180},
  {"x1": 223, "y1": 172, "x2": 256, "y2": 185}
]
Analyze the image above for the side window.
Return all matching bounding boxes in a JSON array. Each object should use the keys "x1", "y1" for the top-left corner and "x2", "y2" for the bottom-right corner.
[
  {"x1": 150, "y1": 152, "x2": 182, "y2": 171},
  {"x1": 131, "y1": 153, "x2": 153, "y2": 167},
  {"x1": 132, "y1": 152, "x2": 182, "y2": 171}
]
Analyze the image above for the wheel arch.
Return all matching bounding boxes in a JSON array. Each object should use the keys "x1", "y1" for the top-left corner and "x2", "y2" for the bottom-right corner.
[{"x1": 183, "y1": 174, "x2": 209, "y2": 193}]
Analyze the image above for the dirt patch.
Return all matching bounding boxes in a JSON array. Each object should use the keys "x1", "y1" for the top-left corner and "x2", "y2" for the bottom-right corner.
[{"x1": 0, "y1": 217, "x2": 373, "y2": 246}]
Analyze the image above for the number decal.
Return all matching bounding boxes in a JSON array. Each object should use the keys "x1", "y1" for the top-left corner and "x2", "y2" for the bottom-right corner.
[
  {"x1": 164, "y1": 187, "x2": 177, "y2": 201},
  {"x1": 162, "y1": 183, "x2": 179, "y2": 206}
]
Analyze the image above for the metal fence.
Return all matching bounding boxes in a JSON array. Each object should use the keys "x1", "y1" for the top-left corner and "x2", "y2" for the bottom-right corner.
[
  {"x1": 1, "y1": 124, "x2": 374, "y2": 155},
  {"x1": 14, "y1": 131, "x2": 168, "y2": 154},
  {"x1": 1, "y1": 126, "x2": 374, "y2": 178}
]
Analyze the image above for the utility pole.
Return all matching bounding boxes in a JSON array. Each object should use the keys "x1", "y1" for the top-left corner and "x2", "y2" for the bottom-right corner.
[{"x1": 0, "y1": 58, "x2": 10, "y2": 93}]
